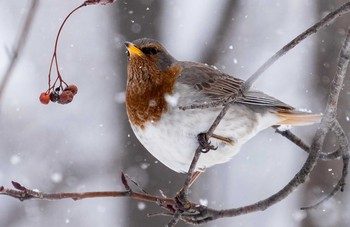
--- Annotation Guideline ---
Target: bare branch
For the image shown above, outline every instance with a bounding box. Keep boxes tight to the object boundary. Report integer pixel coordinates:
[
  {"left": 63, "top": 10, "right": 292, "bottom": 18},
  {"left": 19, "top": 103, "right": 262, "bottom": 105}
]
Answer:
[
  {"left": 0, "top": 0, "right": 38, "bottom": 100},
  {"left": 180, "top": 2, "right": 350, "bottom": 112},
  {"left": 173, "top": 22, "right": 350, "bottom": 225},
  {"left": 301, "top": 120, "right": 350, "bottom": 210},
  {"left": 173, "top": 4, "right": 350, "bottom": 225},
  {"left": 2, "top": 2, "right": 349, "bottom": 227},
  {"left": 215, "top": 25, "right": 350, "bottom": 219},
  {"left": 0, "top": 181, "right": 177, "bottom": 207},
  {"left": 274, "top": 127, "right": 343, "bottom": 160},
  {"left": 273, "top": 126, "right": 310, "bottom": 151},
  {"left": 243, "top": 2, "right": 350, "bottom": 92}
]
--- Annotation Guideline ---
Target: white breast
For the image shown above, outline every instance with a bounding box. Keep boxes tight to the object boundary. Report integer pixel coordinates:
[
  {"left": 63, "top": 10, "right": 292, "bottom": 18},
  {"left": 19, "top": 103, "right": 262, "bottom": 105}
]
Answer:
[{"left": 130, "top": 104, "right": 282, "bottom": 173}]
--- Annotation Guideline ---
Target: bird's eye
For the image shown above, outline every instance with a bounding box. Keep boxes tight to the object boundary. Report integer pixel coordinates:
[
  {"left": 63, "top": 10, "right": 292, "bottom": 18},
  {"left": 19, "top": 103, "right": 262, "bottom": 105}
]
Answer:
[{"left": 141, "top": 47, "right": 159, "bottom": 55}]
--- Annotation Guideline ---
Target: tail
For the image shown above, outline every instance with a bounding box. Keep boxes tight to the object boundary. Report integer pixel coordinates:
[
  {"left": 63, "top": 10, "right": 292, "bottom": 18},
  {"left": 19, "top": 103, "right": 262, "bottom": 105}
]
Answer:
[{"left": 275, "top": 111, "right": 322, "bottom": 126}]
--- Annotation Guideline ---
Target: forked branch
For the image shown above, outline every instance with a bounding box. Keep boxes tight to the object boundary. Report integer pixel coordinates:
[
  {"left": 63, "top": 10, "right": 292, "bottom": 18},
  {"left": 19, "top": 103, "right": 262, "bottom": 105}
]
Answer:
[{"left": 1, "top": 2, "right": 350, "bottom": 227}]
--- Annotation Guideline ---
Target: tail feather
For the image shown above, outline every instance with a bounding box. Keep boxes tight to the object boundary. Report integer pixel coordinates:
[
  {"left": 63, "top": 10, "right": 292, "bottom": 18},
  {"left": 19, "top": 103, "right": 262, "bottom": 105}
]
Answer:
[{"left": 276, "top": 111, "right": 322, "bottom": 126}]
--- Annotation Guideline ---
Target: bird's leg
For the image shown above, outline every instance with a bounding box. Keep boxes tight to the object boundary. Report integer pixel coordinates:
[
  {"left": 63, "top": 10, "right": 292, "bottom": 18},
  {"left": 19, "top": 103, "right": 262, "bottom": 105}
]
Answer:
[
  {"left": 188, "top": 170, "right": 203, "bottom": 187},
  {"left": 197, "top": 132, "right": 217, "bottom": 153},
  {"left": 211, "top": 134, "right": 234, "bottom": 145}
]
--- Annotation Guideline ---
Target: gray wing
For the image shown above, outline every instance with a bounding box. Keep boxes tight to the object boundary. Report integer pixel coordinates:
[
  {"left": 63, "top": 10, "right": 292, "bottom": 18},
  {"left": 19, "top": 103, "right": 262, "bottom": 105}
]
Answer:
[{"left": 176, "top": 61, "right": 293, "bottom": 110}]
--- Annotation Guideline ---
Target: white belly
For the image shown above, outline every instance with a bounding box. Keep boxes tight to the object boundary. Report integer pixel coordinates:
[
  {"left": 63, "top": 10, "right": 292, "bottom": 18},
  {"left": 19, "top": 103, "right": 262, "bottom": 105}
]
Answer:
[{"left": 130, "top": 104, "right": 282, "bottom": 173}]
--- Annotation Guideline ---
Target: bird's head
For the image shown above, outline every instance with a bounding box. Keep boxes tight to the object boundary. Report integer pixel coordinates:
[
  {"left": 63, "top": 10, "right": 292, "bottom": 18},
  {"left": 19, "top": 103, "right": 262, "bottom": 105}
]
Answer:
[
  {"left": 124, "top": 38, "right": 181, "bottom": 128},
  {"left": 125, "top": 38, "right": 176, "bottom": 77}
]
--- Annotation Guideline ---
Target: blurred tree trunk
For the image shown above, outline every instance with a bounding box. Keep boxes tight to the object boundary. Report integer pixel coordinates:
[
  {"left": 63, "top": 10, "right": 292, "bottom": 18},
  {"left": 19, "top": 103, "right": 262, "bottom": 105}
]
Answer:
[
  {"left": 302, "top": 1, "right": 350, "bottom": 226},
  {"left": 114, "top": 1, "right": 189, "bottom": 226},
  {"left": 199, "top": 1, "right": 238, "bottom": 65}
]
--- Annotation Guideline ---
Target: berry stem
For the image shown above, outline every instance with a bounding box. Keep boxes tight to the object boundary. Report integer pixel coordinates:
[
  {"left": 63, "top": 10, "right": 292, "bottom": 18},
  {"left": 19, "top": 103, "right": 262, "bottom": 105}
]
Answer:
[{"left": 47, "top": 3, "right": 87, "bottom": 90}]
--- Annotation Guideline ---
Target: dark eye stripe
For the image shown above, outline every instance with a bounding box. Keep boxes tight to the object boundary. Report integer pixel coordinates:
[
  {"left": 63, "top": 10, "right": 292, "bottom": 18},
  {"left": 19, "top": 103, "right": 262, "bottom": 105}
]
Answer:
[{"left": 141, "top": 47, "right": 159, "bottom": 55}]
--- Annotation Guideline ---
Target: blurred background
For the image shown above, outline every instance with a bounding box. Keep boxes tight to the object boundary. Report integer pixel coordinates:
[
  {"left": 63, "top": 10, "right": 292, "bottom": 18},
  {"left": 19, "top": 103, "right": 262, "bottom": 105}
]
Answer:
[{"left": 1, "top": 0, "right": 350, "bottom": 226}]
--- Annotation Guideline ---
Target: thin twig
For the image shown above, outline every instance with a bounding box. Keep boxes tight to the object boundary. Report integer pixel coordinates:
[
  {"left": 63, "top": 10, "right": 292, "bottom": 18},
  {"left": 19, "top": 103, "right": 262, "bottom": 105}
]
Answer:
[
  {"left": 176, "top": 22, "right": 350, "bottom": 225},
  {"left": 274, "top": 127, "right": 343, "bottom": 160},
  {"left": 174, "top": 3, "right": 350, "bottom": 225},
  {"left": 179, "top": 2, "right": 350, "bottom": 111},
  {"left": 242, "top": 2, "right": 350, "bottom": 92},
  {"left": 179, "top": 100, "right": 227, "bottom": 111},
  {"left": 0, "top": 181, "right": 176, "bottom": 206},
  {"left": 301, "top": 120, "right": 350, "bottom": 209},
  {"left": 195, "top": 25, "right": 350, "bottom": 222},
  {"left": 300, "top": 27, "right": 350, "bottom": 208},
  {"left": 273, "top": 127, "right": 310, "bottom": 151},
  {"left": 1, "top": 2, "right": 349, "bottom": 227},
  {"left": 166, "top": 210, "right": 182, "bottom": 227},
  {"left": 0, "top": 0, "right": 38, "bottom": 101},
  {"left": 179, "top": 102, "right": 237, "bottom": 197},
  {"left": 171, "top": 96, "right": 239, "bottom": 225}
]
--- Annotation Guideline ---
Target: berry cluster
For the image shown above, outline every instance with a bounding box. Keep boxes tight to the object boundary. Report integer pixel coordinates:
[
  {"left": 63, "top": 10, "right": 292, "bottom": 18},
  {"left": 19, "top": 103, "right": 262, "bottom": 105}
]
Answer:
[
  {"left": 38, "top": 0, "right": 115, "bottom": 106},
  {"left": 39, "top": 84, "right": 78, "bottom": 105}
]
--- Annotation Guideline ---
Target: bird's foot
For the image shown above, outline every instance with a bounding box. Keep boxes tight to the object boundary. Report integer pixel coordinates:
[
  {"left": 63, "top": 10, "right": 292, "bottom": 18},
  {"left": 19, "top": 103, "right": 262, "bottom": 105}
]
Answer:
[
  {"left": 175, "top": 188, "right": 191, "bottom": 212},
  {"left": 197, "top": 133, "right": 217, "bottom": 153}
]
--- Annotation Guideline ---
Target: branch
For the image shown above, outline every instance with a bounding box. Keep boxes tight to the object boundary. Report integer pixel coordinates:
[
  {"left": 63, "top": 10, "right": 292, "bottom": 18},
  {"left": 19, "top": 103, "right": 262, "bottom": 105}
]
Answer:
[
  {"left": 1, "top": 178, "right": 176, "bottom": 208},
  {"left": 168, "top": 101, "right": 238, "bottom": 226},
  {"left": 274, "top": 127, "right": 343, "bottom": 160},
  {"left": 301, "top": 120, "right": 350, "bottom": 209},
  {"left": 0, "top": 0, "right": 38, "bottom": 101},
  {"left": 172, "top": 4, "right": 350, "bottom": 225},
  {"left": 301, "top": 26, "right": 350, "bottom": 208},
  {"left": 180, "top": 2, "right": 350, "bottom": 112},
  {"left": 242, "top": 2, "right": 350, "bottom": 92},
  {"left": 176, "top": 26, "right": 350, "bottom": 225},
  {"left": 2, "top": 2, "right": 349, "bottom": 227}
]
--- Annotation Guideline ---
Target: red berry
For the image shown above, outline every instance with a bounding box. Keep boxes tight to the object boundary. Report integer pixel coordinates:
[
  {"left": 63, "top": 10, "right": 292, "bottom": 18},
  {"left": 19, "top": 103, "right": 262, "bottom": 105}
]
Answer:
[
  {"left": 58, "top": 90, "right": 74, "bottom": 104},
  {"left": 65, "top": 84, "right": 78, "bottom": 95},
  {"left": 39, "top": 92, "right": 50, "bottom": 105}
]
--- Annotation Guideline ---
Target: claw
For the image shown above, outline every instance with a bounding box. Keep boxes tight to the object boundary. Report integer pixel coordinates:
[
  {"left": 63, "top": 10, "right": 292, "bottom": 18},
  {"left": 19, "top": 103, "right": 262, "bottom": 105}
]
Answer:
[{"left": 197, "top": 133, "right": 217, "bottom": 153}]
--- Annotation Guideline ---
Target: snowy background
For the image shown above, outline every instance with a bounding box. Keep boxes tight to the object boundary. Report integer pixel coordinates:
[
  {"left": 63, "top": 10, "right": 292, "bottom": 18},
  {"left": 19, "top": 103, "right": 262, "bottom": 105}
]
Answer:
[{"left": 1, "top": 0, "right": 350, "bottom": 226}]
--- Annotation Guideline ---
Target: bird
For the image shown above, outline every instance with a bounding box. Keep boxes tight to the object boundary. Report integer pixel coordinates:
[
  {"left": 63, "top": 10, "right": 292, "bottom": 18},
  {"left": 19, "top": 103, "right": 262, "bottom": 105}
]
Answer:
[{"left": 124, "top": 37, "right": 321, "bottom": 175}]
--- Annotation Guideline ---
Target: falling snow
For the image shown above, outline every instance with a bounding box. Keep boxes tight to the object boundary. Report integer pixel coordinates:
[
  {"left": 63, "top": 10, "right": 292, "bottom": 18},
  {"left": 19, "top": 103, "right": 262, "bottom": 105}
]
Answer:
[
  {"left": 277, "top": 125, "right": 292, "bottom": 131},
  {"left": 137, "top": 202, "right": 146, "bottom": 210},
  {"left": 1, "top": 1, "right": 346, "bottom": 227},
  {"left": 51, "top": 172, "right": 63, "bottom": 183},
  {"left": 165, "top": 93, "right": 180, "bottom": 107},
  {"left": 297, "top": 108, "right": 312, "bottom": 113},
  {"left": 10, "top": 155, "right": 21, "bottom": 165},
  {"left": 199, "top": 198, "right": 208, "bottom": 206},
  {"left": 140, "top": 162, "right": 150, "bottom": 170}
]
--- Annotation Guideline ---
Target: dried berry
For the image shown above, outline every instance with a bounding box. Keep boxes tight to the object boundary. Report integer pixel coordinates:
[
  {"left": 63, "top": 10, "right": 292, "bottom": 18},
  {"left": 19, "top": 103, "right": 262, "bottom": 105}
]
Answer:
[
  {"left": 58, "top": 90, "right": 74, "bottom": 104},
  {"left": 50, "top": 92, "right": 60, "bottom": 102},
  {"left": 65, "top": 84, "right": 78, "bottom": 95},
  {"left": 39, "top": 92, "right": 50, "bottom": 104}
]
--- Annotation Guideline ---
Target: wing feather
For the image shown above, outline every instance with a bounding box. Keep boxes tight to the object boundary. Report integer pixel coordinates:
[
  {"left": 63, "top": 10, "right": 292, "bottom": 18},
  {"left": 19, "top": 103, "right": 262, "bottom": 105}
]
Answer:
[{"left": 176, "top": 61, "right": 293, "bottom": 111}]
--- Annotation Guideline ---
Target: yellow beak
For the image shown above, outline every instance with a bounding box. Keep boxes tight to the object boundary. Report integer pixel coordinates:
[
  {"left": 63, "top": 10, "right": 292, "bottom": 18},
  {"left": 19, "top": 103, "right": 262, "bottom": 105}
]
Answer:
[{"left": 125, "top": 41, "right": 144, "bottom": 57}]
